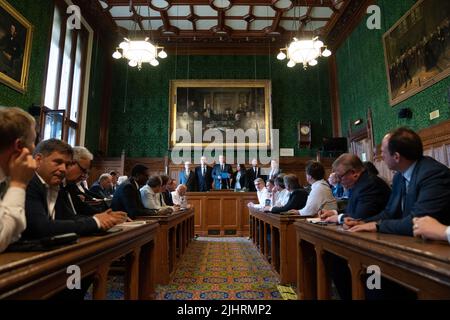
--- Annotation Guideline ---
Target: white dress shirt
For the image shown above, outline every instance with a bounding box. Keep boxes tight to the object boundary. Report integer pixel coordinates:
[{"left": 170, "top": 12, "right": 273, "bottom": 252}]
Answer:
[
  {"left": 171, "top": 191, "right": 188, "bottom": 208},
  {"left": 0, "top": 167, "right": 26, "bottom": 252},
  {"left": 140, "top": 185, "right": 164, "bottom": 210},
  {"left": 253, "top": 187, "right": 268, "bottom": 209},
  {"left": 298, "top": 179, "right": 337, "bottom": 216},
  {"left": 36, "top": 173, "right": 59, "bottom": 220},
  {"left": 273, "top": 188, "right": 290, "bottom": 207}
]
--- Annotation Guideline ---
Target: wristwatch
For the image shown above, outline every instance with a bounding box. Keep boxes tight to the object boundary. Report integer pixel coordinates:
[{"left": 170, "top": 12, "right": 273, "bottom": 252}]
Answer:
[{"left": 375, "top": 220, "right": 382, "bottom": 232}]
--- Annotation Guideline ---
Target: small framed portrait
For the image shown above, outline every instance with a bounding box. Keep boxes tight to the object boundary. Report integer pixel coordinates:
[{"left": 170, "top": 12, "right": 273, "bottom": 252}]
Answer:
[{"left": 0, "top": 0, "right": 33, "bottom": 93}]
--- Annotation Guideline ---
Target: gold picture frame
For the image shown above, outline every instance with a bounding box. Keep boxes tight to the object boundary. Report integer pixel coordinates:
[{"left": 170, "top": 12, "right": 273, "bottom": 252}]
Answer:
[
  {"left": 169, "top": 79, "right": 272, "bottom": 149},
  {"left": 0, "top": 0, "right": 33, "bottom": 93},
  {"left": 383, "top": 0, "right": 450, "bottom": 106}
]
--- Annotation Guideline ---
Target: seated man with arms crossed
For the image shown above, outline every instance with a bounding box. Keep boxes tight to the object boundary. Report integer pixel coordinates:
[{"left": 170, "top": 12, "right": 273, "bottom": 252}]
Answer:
[
  {"left": 23, "top": 139, "right": 127, "bottom": 239},
  {"left": 0, "top": 107, "right": 37, "bottom": 252},
  {"left": 268, "top": 174, "right": 308, "bottom": 213}
]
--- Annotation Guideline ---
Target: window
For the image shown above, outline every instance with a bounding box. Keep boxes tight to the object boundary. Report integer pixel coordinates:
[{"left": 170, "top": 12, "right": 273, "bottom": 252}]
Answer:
[{"left": 42, "top": 0, "right": 90, "bottom": 146}]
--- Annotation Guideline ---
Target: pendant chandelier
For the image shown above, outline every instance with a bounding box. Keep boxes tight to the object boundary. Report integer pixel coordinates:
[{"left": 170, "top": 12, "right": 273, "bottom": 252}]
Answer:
[
  {"left": 277, "top": 36, "right": 331, "bottom": 69},
  {"left": 112, "top": 1, "right": 167, "bottom": 70}
]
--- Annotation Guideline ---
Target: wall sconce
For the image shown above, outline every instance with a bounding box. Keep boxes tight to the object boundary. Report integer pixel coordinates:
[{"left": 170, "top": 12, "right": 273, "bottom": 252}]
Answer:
[{"left": 354, "top": 119, "right": 363, "bottom": 126}]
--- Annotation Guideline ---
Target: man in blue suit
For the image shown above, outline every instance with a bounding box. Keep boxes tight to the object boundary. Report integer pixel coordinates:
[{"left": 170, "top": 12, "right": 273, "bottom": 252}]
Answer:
[
  {"left": 195, "top": 156, "right": 212, "bottom": 192},
  {"left": 348, "top": 127, "right": 450, "bottom": 236},
  {"left": 211, "top": 155, "right": 233, "bottom": 190},
  {"left": 179, "top": 161, "right": 196, "bottom": 191}
]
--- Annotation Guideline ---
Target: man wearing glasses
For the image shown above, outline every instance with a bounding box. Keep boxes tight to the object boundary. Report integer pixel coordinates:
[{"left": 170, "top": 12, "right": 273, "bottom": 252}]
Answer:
[{"left": 320, "top": 153, "right": 391, "bottom": 224}]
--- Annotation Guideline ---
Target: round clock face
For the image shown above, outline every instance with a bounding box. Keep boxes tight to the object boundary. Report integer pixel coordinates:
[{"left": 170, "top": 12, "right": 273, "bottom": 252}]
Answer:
[{"left": 300, "top": 125, "right": 310, "bottom": 135}]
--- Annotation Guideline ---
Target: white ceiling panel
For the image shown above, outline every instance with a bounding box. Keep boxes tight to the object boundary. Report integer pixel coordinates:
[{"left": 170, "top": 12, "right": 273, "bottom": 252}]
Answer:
[
  {"left": 226, "top": 5, "right": 250, "bottom": 16},
  {"left": 171, "top": 19, "right": 194, "bottom": 30},
  {"left": 168, "top": 5, "right": 191, "bottom": 16},
  {"left": 196, "top": 20, "right": 217, "bottom": 30},
  {"left": 115, "top": 20, "right": 138, "bottom": 30},
  {"left": 250, "top": 20, "right": 272, "bottom": 31},
  {"left": 306, "top": 20, "right": 328, "bottom": 30},
  {"left": 253, "top": 6, "right": 276, "bottom": 17},
  {"left": 109, "top": 6, "right": 133, "bottom": 18},
  {"left": 280, "top": 20, "right": 301, "bottom": 31},
  {"left": 284, "top": 6, "right": 308, "bottom": 17},
  {"left": 134, "top": 6, "right": 160, "bottom": 17},
  {"left": 142, "top": 19, "right": 164, "bottom": 30},
  {"left": 194, "top": 5, "right": 217, "bottom": 16},
  {"left": 311, "top": 7, "right": 334, "bottom": 18},
  {"left": 226, "top": 20, "right": 247, "bottom": 30}
]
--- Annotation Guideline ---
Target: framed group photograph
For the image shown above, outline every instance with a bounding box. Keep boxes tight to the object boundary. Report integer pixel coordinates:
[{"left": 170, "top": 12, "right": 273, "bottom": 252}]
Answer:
[
  {"left": 169, "top": 79, "right": 272, "bottom": 148},
  {"left": 383, "top": 0, "right": 450, "bottom": 106},
  {"left": 0, "top": 0, "right": 33, "bottom": 93}
]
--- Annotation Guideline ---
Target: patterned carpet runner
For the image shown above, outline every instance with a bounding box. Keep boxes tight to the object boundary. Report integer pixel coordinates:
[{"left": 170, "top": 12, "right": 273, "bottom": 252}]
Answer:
[{"left": 155, "top": 237, "right": 282, "bottom": 300}]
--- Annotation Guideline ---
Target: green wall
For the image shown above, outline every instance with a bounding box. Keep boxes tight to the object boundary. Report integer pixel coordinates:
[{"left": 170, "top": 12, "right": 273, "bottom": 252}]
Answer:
[
  {"left": 108, "top": 55, "right": 332, "bottom": 158},
  {"left": 0, "top": 0, "right": 52, "bottom": 109},
  {"left": 336, "top": 0, "right": 450, "bottom": 144}
]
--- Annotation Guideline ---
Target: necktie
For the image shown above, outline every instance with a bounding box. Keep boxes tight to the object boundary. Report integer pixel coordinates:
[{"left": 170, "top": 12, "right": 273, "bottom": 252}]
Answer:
[
  {"left": 221, "top": 164, "right": 224, "bottom": 171},
  {"left": 401, "top": 176, "right": 407, "bottom": 213},
  {"left": 202, "top": 166, "right": 205, "bottom": 176},
  {"left": 0, "top": 180, "right": 8, "bottom": 200}
]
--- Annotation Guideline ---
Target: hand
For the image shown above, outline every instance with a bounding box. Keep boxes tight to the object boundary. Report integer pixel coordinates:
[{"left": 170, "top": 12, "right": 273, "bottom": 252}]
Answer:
[
  {"left": 9, "top": 147, "right": 37, "bottom": 189},
  {"left": 319, "top": 209, "right": 337, "bottom": 220},
  {"left": 95, "top": 210, "right": 127, "bottom": 230},
  {"left": 324, "top": 214, "right": 339, "bottom": 223},
  {"left": 343, "top": 217, "right": 364, "bottom": 228},
  {"left": 348, "top": 222, "right": 377, "bottom": 233},
  {"left": 288, "top": 209, "right": 298, "bottom": 214},
  {"left": 247, "top": 202, "right": 255, "bottom": 208},
  {"left": 413, "top": 216, "right": 447, "bottom": 241}
]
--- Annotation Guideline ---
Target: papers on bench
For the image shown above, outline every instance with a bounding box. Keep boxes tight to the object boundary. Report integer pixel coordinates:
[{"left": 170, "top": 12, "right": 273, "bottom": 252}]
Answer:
[{"left": 116, "top": 221, "right": 148, "bottom": 228}]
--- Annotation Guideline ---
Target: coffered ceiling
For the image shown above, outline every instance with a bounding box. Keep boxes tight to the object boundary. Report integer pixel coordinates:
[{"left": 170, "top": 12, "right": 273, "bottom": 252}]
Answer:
[{"left": 93, "top": 0, "right": 354, "bottom": 54}]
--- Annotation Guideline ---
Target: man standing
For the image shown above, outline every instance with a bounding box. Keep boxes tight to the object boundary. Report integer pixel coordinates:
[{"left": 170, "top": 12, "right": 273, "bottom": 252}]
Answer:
[
  {"left": 246, "top": 158, "right": 262, "bottom": 192},
  {"left": 212, "top": 155, "right": 233, "bottom": 190},
  {"left": 195, "top": 156, "right": 212, "bottom": 192},
  {"left": 0, "top": 107, "right": 37, "bottom": 252},
  {"left": 179, "top": 161, "right": 196, "bottom": 191}
]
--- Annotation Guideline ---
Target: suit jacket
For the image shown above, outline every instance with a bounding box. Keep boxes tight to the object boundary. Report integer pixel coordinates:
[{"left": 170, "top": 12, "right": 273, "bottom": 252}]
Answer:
[
  {"left": 212, "top": 163, "right": 233, "bottom": 189},
  {"left": 162, "top": 189, "right": 174, "bottom": 206},
  {"left": 65, "top": 182, "right": 104, "bottom": 216},
  {"left": 365, "top": 156, "right": 450, "bottom": 235},
  {"left": 267, "top": 169, "right": 281, "bottom": 181},
  {"left": 231, "top": 171, "right": 247, "bottom": 190},
  {"left": 195, "top": 165, "right": 213, "bottom": 192},
  {"left": 111, "top": 178, "right": 154, "bottom": 218},
  {"left": 89, "top": 182, "right": 111, "bottom": 199},
  {"left": 341, "top": 170, "right": 391, "bottom": 220},
  {"left": 271, "top": 189, "right": 308, "bottom": 213},
  {"left": 179, "top": 170, "right": 197, "bottom": 191},
  {"left": 23, "top": 174, "right": 98, "bottom": 239},
  {"left": 246, "top": 167, "right": 263, "bottom": 191}
]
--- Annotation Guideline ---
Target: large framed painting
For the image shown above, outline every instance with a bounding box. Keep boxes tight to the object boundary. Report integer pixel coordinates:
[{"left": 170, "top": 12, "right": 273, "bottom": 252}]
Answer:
[
  {"left": 169, "top": 80, "right": 272, "bottom": 149},
  {"left": 0, "top": 0, "right": 33, "bottom": 93},
  {"left": 383, "top": 0, "right": 450, "bottom": 106}
]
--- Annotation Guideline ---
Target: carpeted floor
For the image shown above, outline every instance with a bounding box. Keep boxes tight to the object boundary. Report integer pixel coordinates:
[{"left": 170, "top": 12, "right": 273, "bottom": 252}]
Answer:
[{"left": 155, "top": 237, "right": 282, "bottom": 300}]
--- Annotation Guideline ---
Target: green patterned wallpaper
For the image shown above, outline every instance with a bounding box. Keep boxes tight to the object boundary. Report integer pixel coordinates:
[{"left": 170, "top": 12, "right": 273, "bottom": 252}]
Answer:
[
  {"left": 0, "top": 0, "right": 52, "bottom": 109},
  {"left": 108, "top": 55, "right": 332, "bottom": 158},
  {"left": 336, "top": 0, "right": 450, "bottom": 144}
]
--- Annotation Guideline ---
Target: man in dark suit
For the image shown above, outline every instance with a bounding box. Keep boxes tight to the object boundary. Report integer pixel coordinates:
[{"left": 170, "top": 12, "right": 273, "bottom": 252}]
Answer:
[
  {"left": 179, "top": 161, "right": 196, "bottom": 191},
  {"left": 269, "top": 174, "right": 308, "bottom": 213},
  {"left": 318, "top": 153, "right": 392, "bottom": 300},
  {"left": 195, "top": 156, "right": 212, "bottom": 192},
  {"left": 111, "top": 164, "right": 154, "bottom": 218},
  {"left": 347, "top": 127, "right": 450, "bottom": 235},
  {"left": 320, "top": 153, "right": 391, "bottom": 224},
  {"left": 246, "top": 158, "right": 263, "bottom": 191},
  {"left": 63, "top": 146, "right": 109, "bottom": 216},
  {"left": 212, "top": 155, "right": 233, "bottom": 190},
  {"left": 23, "top": 139, "right": 127, "bottom": 239},
  {"left": 89, "top": 173, "right": 113, "bottom": 199}
]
